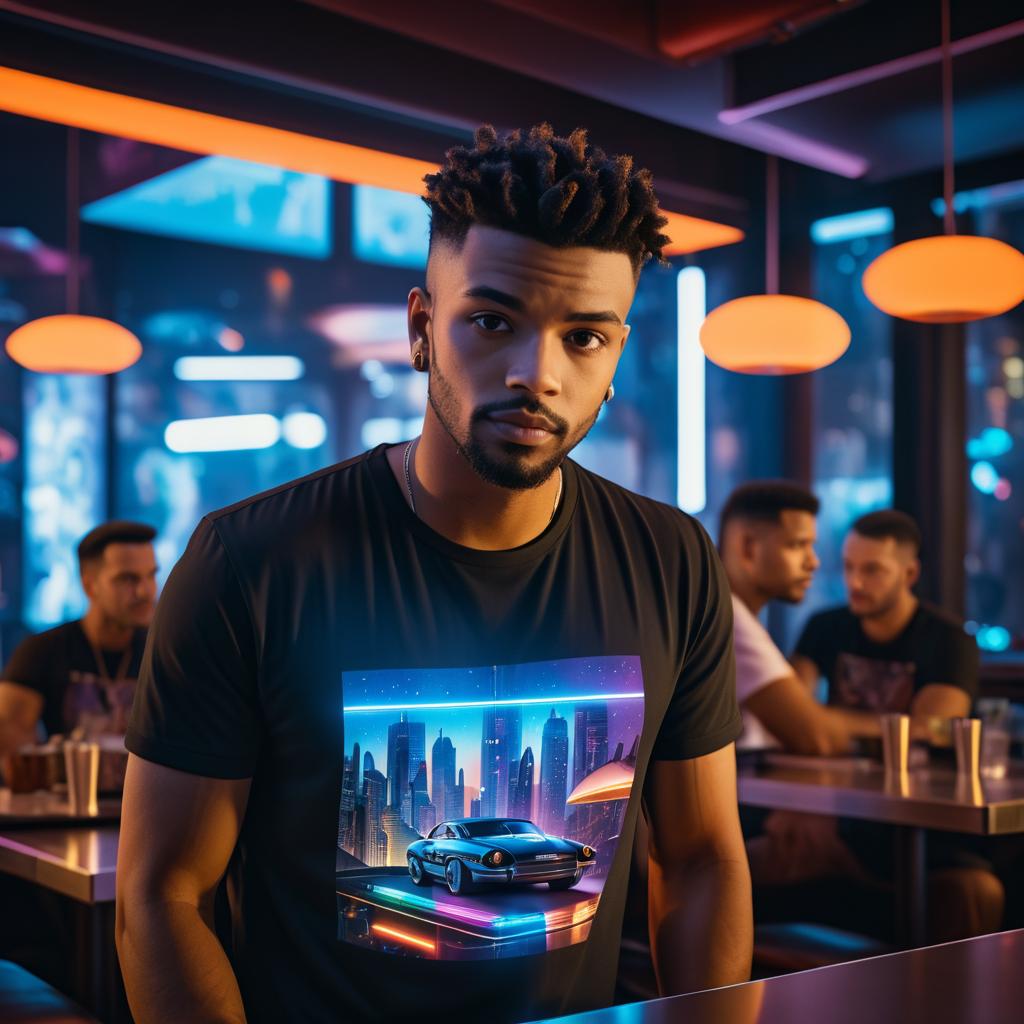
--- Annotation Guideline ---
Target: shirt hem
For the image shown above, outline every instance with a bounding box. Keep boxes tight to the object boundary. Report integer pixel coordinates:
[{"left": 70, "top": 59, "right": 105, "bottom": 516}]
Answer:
[
  {"left": 124, "top": 731, "right": 255, "bottom": 780},
  {"left": 651, "top": 716, "right": 743, "bottom": 761}
]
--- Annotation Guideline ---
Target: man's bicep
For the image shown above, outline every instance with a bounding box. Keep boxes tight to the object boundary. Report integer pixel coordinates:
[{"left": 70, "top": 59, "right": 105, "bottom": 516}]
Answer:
[
  {"left": 644, "top": 745, "right": 743, "bottom": 867},
  {"left": 117, "top": 754, "right": 250, "bottom": 908}
]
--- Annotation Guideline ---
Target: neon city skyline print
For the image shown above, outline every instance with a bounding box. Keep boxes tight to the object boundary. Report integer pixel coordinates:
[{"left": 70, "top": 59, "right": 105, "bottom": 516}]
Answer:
[{"left": 336, "top": 655, "right": 645, "bottom": 961}]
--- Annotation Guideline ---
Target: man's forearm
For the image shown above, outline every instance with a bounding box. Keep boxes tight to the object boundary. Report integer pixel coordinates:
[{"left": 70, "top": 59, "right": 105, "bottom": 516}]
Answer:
[
  {"left": 117, "top": 898, "right": 246, "bottom": 1024},
  {"left": 648, "top": 855, "right": 753, "bottom": 995}
]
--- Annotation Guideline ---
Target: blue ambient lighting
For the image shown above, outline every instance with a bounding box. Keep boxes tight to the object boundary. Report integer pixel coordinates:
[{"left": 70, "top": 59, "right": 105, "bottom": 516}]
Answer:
[
  {"left": 81, "top": 156, "right": 331, "bottom": 258},
  {"left": 164, "top": 413, "right": 281, "bottom": 453},
  {"left": 976, "top": 626, "right": 1012, "bottom": 653},
  {"left": 931, "top": 179, "right": 1024, "bottom": 218},
  {"left": 281, "top": 412, "right": 327, "bottom": 449},
  {"left": 344, "top": 692, "right": 643, "bottom": 713},
  {"left": 970, "top": 461, "right": 999, "bottom": 494},
  {"left": 677, "top": 267, "right": 706, "bottom": 515},
  {"left": 966, "top": 427, "right": 1013, "bottom": 461},
  {"left": 810, "top": 207, "right": 894, "bottom": 245},
  {"left": 173, "top": 356, "right": 305, "bottom": 381},
  {"left": 352, "top": 184, "right": 430, "bottom": 269}
]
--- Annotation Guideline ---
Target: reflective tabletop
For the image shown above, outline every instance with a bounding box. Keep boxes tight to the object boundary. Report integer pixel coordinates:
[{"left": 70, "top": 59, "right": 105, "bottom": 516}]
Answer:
[
  {"left": 0, "top": 787, "right": 121, "bottom": 826},
  {"left": 0, "top": 826, "right": 118, "bottom": 903},
  {"left": 738, "top": 754, "right": 1024, "bottom": 834},
  {"left": 535, "top": 929, "right": 1024, "bottom": 1024}
]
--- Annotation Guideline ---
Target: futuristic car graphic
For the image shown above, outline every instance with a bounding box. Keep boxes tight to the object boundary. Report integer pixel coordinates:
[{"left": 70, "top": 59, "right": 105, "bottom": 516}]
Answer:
[{"left": 406, "top": 818, "right": 597, "bottom": 896}]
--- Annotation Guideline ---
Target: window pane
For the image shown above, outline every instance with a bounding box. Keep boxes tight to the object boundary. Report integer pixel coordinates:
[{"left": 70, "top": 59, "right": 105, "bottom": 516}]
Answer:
[{"left": 965, "top": 191, "right": 1024, "bottom": 658}]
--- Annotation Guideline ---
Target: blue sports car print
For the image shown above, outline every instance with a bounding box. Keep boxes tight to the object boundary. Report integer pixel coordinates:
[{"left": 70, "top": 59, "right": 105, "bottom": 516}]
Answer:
[{"left": 406, "top": 818, "right": 597, "bottom": 896}]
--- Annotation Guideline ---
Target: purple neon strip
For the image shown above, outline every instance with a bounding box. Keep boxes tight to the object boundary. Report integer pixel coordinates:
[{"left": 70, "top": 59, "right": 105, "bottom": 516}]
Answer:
[{"left": 719, "top": 19, "right": 1024, "bottom": 126}]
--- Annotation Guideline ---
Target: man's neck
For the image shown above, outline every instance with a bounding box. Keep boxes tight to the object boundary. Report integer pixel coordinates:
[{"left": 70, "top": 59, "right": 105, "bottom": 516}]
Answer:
[
  {"left": 858, "top": 593, "right": 919, "bottom": 644},
  {"left": 386, "top": 416, "right": 564, "bottom": 551},
  {"left": 80, "top": 607, "right": 133, "bottom": 651},
  {"left": 727, "top": 576, "right": 768, "bottom": 617}
]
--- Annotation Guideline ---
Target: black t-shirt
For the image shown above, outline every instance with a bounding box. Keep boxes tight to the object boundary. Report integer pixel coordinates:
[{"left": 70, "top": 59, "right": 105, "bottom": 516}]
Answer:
[
  {"left": 2, "top": 620, "right": 147, "bottom": 738},
  {"left": 126, "top": 444, "right": 740, "bottom": 1024},
  {"left": 794, "top": 603, "right": 978, "bottom": 712}
]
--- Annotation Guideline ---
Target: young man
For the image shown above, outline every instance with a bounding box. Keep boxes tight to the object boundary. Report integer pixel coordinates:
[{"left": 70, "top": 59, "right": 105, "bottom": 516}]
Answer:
[
  {"left": 792, "top": 510, "right": 978, "bottom": 728},
  {"left": 0, "top": 520, "right": 157, "bottom": 756},
  {"left": 117, "top": 125, "right": 751, "bottom": 1024},
  {"left": 719, "top": 481, "right": 853, "bottom": 756}
]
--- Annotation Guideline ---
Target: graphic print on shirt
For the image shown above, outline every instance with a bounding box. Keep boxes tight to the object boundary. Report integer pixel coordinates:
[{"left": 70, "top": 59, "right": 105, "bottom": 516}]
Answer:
[
  {"left": 834, "top": 653, "right": 915, "bottom": 712},
  {"left": 336, "top": 655, "right": 644, "bottom": 961}
]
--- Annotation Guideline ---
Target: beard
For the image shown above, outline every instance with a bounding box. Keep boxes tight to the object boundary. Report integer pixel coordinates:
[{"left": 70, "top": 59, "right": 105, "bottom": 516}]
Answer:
[
  {"left": 427, "top": 357, "right": 602, "bottom": 490},
  {"left": 850, "top": 584, "right": 903, "bottom": 620}
]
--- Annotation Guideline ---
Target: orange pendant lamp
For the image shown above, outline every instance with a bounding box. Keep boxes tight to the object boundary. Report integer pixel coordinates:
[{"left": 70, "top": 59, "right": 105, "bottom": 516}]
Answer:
[
  {"left": 5, "top": 128, "right": 142, "bottom": 374},
  {"left": 700, "top": 155, "right": 850, "bottom": 374},
  {"left": 863, "top": 0, "right": 1024, "bottom": 323}
]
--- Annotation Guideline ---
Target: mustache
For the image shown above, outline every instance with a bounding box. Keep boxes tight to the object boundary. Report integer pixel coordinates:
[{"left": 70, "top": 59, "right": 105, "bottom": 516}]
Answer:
[{"left": 470, "top": 398, "right": 570, "bottom": 437}]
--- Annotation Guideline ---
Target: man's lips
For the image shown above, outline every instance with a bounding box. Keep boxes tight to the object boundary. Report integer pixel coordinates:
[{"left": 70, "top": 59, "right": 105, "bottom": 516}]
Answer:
[
  {"left": 487, "top": 411, "right": 558, "bottom": 432},
  {"left": 485, "top": 411, "right": 560, "bottom": 446}
]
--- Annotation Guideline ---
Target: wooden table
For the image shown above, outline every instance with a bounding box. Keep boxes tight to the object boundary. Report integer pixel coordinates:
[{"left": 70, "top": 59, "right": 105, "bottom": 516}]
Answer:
[
  {"left": 0, "top": 826, "right": 121, "bottom": 1021},
  {"left": 737, "top": 755, "right": 1024, "bottom": 945},
  {"left": 533, "top": 928, "right": 1024, "bottom": 1024}
]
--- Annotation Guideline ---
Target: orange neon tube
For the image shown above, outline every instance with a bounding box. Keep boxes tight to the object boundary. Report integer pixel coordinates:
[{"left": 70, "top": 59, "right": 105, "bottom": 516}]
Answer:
[
  {"left": 371, "top": 923, "right": 436, "bottom": 953},
  {"left": 0, "top": 65, "right": 743, "bottom": 254}
]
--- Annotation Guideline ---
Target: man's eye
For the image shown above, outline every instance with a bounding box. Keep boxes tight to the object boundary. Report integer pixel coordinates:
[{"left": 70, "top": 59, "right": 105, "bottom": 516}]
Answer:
[
  {"left": 470, "top": 313, "right": 511, "bottom": 333},
  {"left": 567, "top": 330, "right": 606, "bottom": 352}
]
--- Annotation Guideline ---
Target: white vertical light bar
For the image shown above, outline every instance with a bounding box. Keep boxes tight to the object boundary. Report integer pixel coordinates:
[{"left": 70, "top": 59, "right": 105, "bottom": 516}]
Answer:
[{"left": 677, "top": 267, "right": 707, "bottom": 514}]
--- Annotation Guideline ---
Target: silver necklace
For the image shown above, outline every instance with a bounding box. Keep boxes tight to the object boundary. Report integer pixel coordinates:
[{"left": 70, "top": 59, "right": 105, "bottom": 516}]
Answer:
[{"left": 403, "top": 439, "right": 563, "bottom": 523}]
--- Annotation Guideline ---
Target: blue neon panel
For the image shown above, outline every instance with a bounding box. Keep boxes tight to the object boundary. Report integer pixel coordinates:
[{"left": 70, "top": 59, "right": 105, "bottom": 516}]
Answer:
[
  {"left": 81, "top": 156, "right": 331, "bottom": 258},
  {"left": 352, "top": 185, "right": 430, "bottom": 269}
]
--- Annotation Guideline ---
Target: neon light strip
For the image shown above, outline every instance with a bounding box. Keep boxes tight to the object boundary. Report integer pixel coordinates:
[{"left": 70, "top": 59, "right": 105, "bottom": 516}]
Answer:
[
  {"left": 676, "top": 267, "right": 706, "bottom": 515},
  {"left": 173, "top": 356, "right": 305, "bottom": 381},
  {"left": 371, "top": 923, "right": 436, "bottom": 953},
  {"left": 342, "top": 891, "right": 554, "bottom": 943},
  {"left": 164, "top": 413, "right": 281, "bottom": 453},
  {"left": 344, "top": 691, "right": 643, "bottom": 713},
  {"left": 810, "top": 207, "right": 893, "bottom": 244},
  {"left": 0, "top": 67, "right": 743, "bottom": 254},
  {"left": 371, "top": 885, "right": 549, "bottom": 930}
]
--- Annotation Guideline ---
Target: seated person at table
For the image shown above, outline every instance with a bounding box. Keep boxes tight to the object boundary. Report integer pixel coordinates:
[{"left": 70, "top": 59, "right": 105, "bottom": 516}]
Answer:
[
  {"left": 0, "top": 520, "right": 157, "bottom": 758},
  {"left": 719, "top": 481, "right": 879, "bottom": 756},
  {"left": 745, "top": 507, "right": 1000, "bottom": 942},
  {"left": 792, "top": 509, "right": 977, "bottom": 732}
]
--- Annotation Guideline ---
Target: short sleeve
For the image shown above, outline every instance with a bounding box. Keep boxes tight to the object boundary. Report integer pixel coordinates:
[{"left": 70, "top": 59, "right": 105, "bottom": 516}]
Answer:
[
  {"left": 1, "top": 632, "right": 53, "bottom": 699},
  {"left": 920, "top": 622, "right": 979, "bottom": 700},
  {"left": 125, "top": 517, "right": 262, "bottom": 778},
  {"left": 651, "top": 518, "right": 742, "bottom": 761},
  {"left": 793, "top": 613, "right": 829, "bottom": 673},
  {"left": 731, "top": 597, "right": 793, "bottom": 705}
]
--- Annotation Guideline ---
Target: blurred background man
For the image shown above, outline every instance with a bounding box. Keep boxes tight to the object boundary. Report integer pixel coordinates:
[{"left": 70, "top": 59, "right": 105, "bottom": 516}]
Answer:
[
  {"left": 0, "top": 520, "right": 157, "bottom": 757},
  {"left": 792, "top": 509, "right": 977, "bottom": 730},
  {"left": 723, "top": 496, "right": 1001, "bottom": 943}
]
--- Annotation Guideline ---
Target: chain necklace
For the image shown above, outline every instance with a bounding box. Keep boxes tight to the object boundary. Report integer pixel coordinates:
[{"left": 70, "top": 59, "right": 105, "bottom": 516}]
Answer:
[{"left": 403, "top": 439, "right": 562, "bottom": 524}]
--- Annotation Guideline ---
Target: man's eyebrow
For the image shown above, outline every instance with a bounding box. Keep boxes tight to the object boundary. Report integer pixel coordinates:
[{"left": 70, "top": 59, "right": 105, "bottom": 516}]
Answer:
[
  {"left": 565, "top": 310, "right": 623, "bottom": 325},
  {"left": 463, "top": 287, "right": 623, "bottom": 326},
  {"left": 463, "top": 286, "right": 525, "bottom": 312}
]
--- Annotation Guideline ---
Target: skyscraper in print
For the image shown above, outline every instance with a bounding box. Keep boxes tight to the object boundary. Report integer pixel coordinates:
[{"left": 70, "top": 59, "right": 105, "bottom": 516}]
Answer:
[{"left": 539, "top": 709, "right": 569, "bottom": 836}]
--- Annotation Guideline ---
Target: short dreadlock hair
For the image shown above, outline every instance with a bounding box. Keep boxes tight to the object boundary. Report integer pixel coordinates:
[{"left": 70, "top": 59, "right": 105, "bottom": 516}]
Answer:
[{"left": 423, "top": 124, "right": 670, "bottom": 274}]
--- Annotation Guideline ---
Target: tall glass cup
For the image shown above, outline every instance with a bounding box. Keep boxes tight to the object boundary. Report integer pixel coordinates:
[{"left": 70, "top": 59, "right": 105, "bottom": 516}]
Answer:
[{"left": 63, "top": 742, "right": 100, "bottom": 816}]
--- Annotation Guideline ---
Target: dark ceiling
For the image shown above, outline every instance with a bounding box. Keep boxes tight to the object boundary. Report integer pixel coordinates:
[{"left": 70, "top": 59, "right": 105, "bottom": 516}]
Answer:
[
  {"left": 307, "top": 0, "right": 1024, "bottom": 182},
  {"left": 1, "top": 0, "right": 1022, "bottom": 209}
]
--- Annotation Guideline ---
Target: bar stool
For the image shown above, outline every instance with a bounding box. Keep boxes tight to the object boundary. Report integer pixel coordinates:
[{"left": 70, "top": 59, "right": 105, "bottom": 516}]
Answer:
[{"left": 0, "top": 960, "right": 99, "bottom": 1023}]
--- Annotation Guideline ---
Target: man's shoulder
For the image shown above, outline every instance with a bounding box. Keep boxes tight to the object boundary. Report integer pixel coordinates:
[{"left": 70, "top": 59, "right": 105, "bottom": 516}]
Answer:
[
  {"left": 207, "top": 448, "right": 377, "bottom": 529},
  {"left": 2, "top": 621, "right": 76, "bottom": 679},
  {"left": 572, "top": 460, "right": 708, "bottom": 550},
  {"left": 917, "top": 602, "right": 971, "bottom": 641}
]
